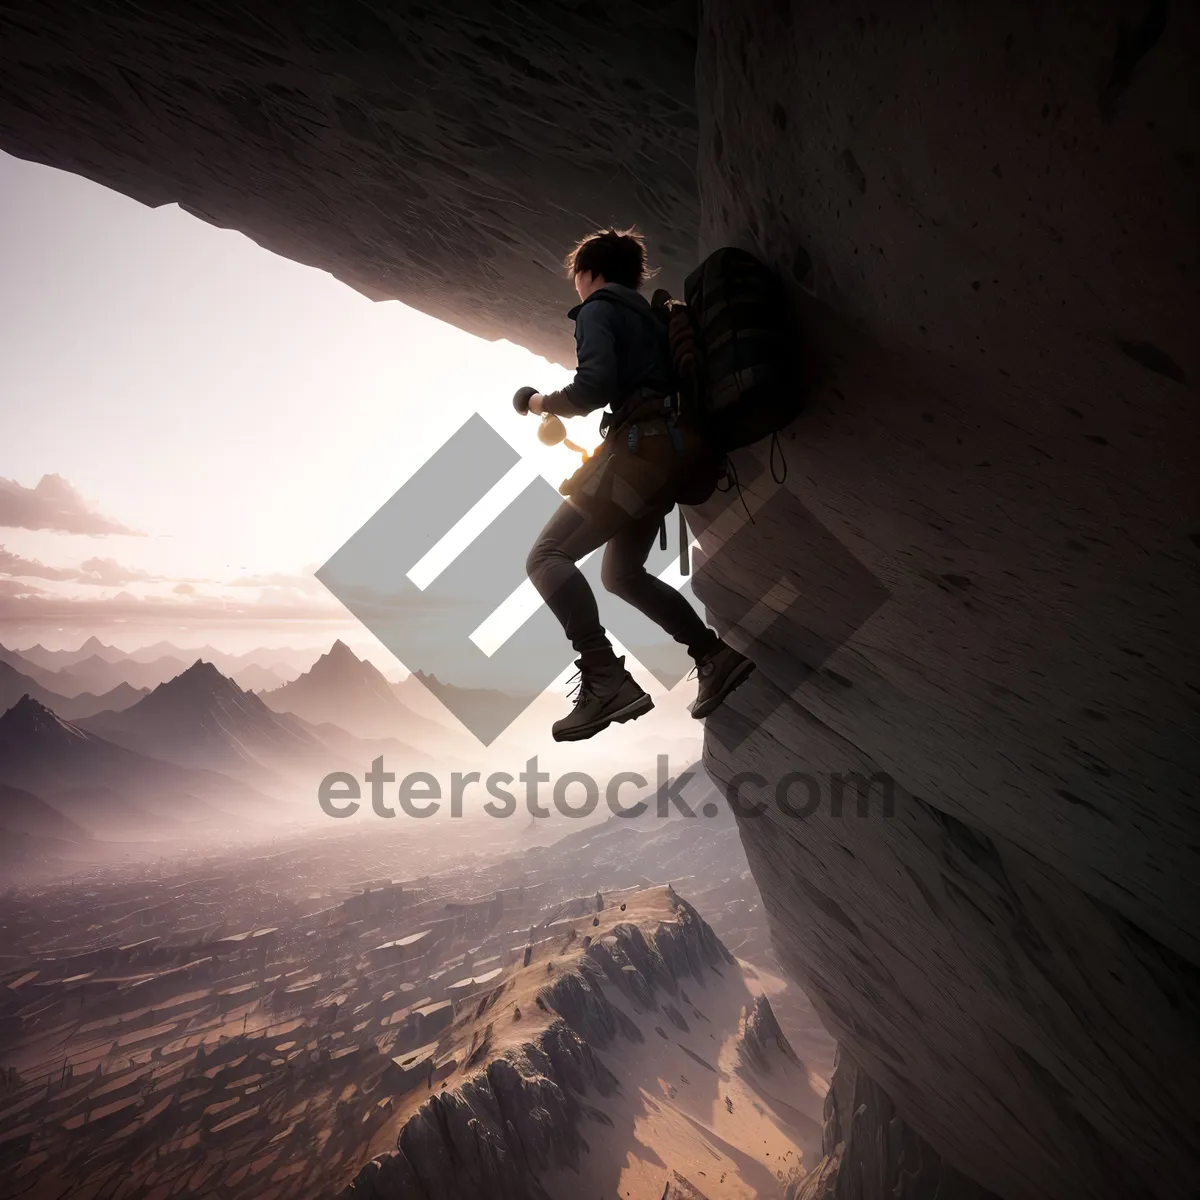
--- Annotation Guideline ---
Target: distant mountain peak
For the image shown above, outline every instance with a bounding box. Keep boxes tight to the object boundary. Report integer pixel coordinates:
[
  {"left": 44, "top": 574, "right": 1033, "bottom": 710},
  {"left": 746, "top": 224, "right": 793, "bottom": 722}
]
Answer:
[
  {"left": 310, "top": 640, "right": 382, "bottom": 682},
  {"left": 156, "top": 658, "right": 241, "bottom": 697},
  {"left": 260, "top": 638, "right": 438, "bottom": 741},
  {"left": 185, "top": 657, "right": 224, "bottom": 676},
  {"left": 5, "top": 693, "right": 41, "bottom": 718},
  {"left": 0, "top": 694, "right": 86, "bottom": 741}
]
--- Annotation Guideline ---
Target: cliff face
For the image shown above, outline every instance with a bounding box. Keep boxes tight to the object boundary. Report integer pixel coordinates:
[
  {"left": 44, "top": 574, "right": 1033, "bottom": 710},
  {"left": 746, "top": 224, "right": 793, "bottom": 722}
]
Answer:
[
  {"left": 794, "top": 1050, "right": 998, "bottom": 1200},
  {"left": 0, "top": 0, "right": 698, "bottom": 363},
  {"left": 2, "top": 5, "right": 1198, "bottom": 1199},
  {"left": 692, "top": 4, "right": 1199, "bottom": 1199}
]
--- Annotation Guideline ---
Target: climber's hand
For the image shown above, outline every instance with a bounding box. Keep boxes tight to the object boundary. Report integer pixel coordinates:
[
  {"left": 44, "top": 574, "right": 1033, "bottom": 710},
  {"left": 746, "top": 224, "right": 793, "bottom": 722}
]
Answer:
[{"left": 513, "top": 386, "right": 538, "bottom": 416}]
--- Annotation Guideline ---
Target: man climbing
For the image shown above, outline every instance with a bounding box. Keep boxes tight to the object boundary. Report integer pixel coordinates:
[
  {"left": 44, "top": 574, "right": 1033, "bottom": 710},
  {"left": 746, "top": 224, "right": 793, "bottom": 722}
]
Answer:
[{"left": 514, "top": 227, "right": 755, "bottom": 742}]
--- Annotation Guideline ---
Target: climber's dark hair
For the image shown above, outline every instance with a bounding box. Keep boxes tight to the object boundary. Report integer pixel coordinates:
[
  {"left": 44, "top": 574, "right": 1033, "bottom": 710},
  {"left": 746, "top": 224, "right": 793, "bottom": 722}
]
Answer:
[{"left": 564, "top": 227, "right": 651, "bottom": 290}]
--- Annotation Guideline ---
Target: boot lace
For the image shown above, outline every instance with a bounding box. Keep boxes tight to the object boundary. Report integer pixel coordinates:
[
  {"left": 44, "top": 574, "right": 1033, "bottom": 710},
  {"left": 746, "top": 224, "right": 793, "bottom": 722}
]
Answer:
[
  {"left": 565, "top": 669, "right": 598, "bottom": 706},
  {"left": 689, "top": 647, "right": 719, "bottom": 681}
]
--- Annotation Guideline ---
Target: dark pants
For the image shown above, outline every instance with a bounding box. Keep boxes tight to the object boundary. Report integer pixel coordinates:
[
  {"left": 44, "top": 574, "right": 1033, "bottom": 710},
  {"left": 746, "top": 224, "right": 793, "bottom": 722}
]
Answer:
[{"left": 526, "top": 420, "right": 720, "bottom": 667}]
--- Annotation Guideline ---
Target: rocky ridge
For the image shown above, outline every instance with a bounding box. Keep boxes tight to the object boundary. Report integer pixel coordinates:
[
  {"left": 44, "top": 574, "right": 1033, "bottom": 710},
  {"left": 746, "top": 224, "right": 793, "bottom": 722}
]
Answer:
[
  {"left": 346, "top": 887, "right": 790, "bottom": 1200},
  {"left": 735, "top": 992, "right": 802, "bottom": 1078}
]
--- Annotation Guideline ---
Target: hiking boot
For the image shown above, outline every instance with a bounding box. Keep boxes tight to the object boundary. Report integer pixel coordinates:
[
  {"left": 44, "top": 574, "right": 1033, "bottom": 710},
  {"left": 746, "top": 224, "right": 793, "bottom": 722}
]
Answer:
[
  {"left": 690, "top": 640, "right": 756, "bottom": 720},
  {"left": 552, "top": 656, "right": 654, "bottom": 742}
]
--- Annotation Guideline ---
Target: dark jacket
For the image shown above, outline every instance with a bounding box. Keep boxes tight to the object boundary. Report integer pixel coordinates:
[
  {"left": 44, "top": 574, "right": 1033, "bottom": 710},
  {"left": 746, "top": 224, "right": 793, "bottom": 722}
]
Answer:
[{"left": 538, "top": 283, "right": 671, "bottom": 428}]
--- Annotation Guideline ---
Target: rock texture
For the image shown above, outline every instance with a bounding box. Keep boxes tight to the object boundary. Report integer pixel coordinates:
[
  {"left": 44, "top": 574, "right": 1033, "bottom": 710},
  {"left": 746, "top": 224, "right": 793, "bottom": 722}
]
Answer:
[
  {"left": 0, "top": 0, "right": 698, "bottom": 363},
  {"left": 345, "top": 893, "right": 735, "bottom": 1199},
  {"left": 692, "top": 4, "right": 1199, "bottom": 1199},
  {"left": 735, "top": 992, "right": 803, "bottom": 1078},
  {"left": 349, "top": 1033, "right": 612, "bottom": 1200},
  {"left": 3, "top": 5, "right": 1198, "bottom": 1199},
  {"left": 793, "top": 1050, "right": 997, "bottom": 1200}
]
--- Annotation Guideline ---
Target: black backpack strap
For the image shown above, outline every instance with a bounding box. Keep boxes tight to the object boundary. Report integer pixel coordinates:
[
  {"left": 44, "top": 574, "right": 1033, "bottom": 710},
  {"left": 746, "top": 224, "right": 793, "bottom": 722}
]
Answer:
[
  {"left": 716, "top": 453, "right": 755, "bottom": 526},
  {"left": 678, "top": 506, "right": 690, "bottom": 577}
]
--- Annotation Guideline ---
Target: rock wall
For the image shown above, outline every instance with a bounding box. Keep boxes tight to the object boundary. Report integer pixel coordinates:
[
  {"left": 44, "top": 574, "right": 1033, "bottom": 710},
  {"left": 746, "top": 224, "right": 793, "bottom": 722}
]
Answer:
[
  {"left": 692, "top": 3, "right": 1198, "bottom": 1199},
  {"left": 0, "top": 0, "right": 698, "bottom": 363},
  {"left": 794, "top": 1050, "right": 998, "bottom": 1200}
]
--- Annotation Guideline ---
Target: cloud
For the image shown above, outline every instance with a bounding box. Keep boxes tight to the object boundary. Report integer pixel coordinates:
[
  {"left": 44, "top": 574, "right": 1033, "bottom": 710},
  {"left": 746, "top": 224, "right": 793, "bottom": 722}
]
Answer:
[
  {"left": 0, "top": 588, "right": 339, "bottom": 625},
  {"left": 0, "top": 548, "right": 329, "bottom": 594},
  {"left": 0, "top": 578, "right": 45, "bottom": 599},
  {"left": 0, "top": 546, "right": 160, "bottom": 586},
  {"left": 0, "top": 474, "right": 140, "bottom": 536},
  {"left": 77, "top": 557, "right": 159, "bottom": 585},
  {"left": 0, "top": 547, "right": 77, "bottom": 581},
  {"left": 0, "top": 580, "right": 456, "bottom": 632},
  {"left": 226, "top": 570, "right": 325, "bottom": 592}
]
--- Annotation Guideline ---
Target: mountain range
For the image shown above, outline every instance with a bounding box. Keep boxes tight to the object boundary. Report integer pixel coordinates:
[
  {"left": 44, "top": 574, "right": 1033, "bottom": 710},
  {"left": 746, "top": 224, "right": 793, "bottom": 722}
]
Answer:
[
  {"left": 3, "top": 638, "right": 293, "bottom": 695},
  {"left": 81, "top": 660, "right": 323, "bottom": 777},
  {"left": 121, "top": 640, "right": 316, "bottom": 677},
  {"left": 12, "top": 634, "right": 120, "bottom": 670},
  {"left": 0, "top": 642, "right": 461, "bottom": 868},
  {"left": 0, "top": 695, "right": 279, "bottom": 841},
  {"left": 0, "top": 781, "right": 92, "bottom": 843},
  {"left": 261, "top": 640, "right": 455, "bottom": 746},
  {"left": 0, "top": 780, "right": 101, "bottom": 879},
  {"left": 0, "top": 637, "right": 555, "bottom": 873},
  {"left": 0, "top": 658, "right": 148, "bottom": 721}
]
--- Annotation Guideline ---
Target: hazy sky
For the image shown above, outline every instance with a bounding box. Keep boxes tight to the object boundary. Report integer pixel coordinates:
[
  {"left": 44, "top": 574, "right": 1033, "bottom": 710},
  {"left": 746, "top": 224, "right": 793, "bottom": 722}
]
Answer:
[{"left": 0, "top": 151, "right": 581, "bottom": 652}]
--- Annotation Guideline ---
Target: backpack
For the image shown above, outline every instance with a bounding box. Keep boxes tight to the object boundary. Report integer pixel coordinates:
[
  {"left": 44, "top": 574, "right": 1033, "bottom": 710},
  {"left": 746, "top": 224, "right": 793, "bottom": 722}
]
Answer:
[{"left": 651, "top": 247, "right": 798, "bottom": 457}]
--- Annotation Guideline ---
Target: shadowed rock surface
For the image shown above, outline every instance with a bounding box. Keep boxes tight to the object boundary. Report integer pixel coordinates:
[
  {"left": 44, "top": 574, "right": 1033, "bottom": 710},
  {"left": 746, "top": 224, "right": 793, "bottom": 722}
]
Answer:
[
  {"left": 2, "top": 4, "right": 1197, "bottom": 1198},
  {"left": 0, "top": 0, "right": 698, "bottom": 364},
  {"left": 692, "top": 4, "right": 1197, "bottom": 1198},
  {"left": 351, "top": 1039, "right": 606, "bottom": 1200},
  {"left": 736, "top": 992, "right": 801, "bottom": 1077},
  {"left": 662, "top": 1174, "right": 714, "bottom": 1200},
  {"left": 793, "top": 1050, "right": 998, "bottom": 1200}
]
